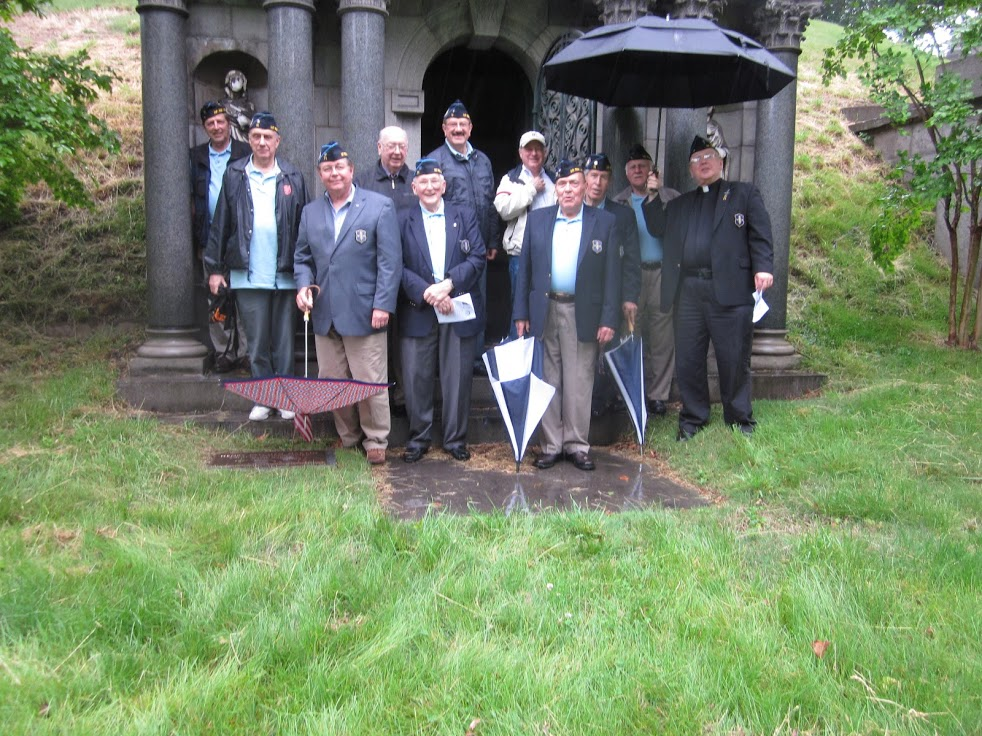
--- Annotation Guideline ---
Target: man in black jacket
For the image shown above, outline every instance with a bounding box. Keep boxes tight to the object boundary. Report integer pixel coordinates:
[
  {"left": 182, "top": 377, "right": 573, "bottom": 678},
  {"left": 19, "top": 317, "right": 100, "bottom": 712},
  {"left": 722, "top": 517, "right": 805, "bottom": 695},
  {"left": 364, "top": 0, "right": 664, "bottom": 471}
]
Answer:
[
  {"left": 204, "top": 112, "right": 310, "bottom": 421},
  {"left": 644, "top": 135, "right": 774, "bottom": 440},
  {"left": 190, "top": 101, "right": 250, "bottom": 371}
]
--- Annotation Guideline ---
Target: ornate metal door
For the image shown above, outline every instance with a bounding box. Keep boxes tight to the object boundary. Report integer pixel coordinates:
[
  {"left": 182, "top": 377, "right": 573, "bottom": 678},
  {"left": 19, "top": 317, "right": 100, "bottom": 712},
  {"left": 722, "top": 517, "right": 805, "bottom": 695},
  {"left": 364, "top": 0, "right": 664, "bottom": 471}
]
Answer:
[{"left": 534, "top": 32, "right": 597, "bottom": 173}]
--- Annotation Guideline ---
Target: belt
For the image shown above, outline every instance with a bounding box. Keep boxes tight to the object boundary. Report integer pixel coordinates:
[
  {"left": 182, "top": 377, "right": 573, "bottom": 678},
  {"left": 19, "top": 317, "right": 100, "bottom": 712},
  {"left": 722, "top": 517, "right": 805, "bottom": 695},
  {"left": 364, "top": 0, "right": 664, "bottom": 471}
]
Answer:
[
  {"left": 547, "top": 291, "right": 575, "bottom": 303},
  {"left": 682, "top": 267, "right": 713, "bottom": 280},
  {"left": 641, "top": 262, "right": 661, "bottom": 271}
]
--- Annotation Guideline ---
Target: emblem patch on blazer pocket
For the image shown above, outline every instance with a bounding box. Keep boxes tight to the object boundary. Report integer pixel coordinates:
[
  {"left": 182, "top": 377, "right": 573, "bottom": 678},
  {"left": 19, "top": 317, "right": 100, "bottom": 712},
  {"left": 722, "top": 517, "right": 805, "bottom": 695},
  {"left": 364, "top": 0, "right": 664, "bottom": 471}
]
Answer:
[
  {"left": 734, "top": 214, "right": 745, "bottom": 228},
  {"left": 460, "top": 239, "right": 471, "bottom": 254},
  {"left": 355, "top": 229, "right": 367, "bottom": 243},
  {"left": 592, "top": 239, "right": 603, "bottom": 253}
]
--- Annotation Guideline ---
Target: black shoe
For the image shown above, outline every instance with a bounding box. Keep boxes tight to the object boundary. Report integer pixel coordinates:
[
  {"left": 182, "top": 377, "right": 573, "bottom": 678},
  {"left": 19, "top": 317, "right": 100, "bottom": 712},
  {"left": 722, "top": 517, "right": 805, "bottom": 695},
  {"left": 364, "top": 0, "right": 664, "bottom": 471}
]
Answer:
[
  {"left": 402, "top": 446, "right": 428, "bottom": 463},
  {"left": 676, "top": 426, "right": 698, "bottom": 442},
  {"left": 473, "top": 361, "right": 488, "bottom": 377},
  {"left": 648, "top": 399, "right": 668, "bottom": 416},
  {"left": 731, "top": 423, "right": 755, "bottom": 436},
  {"left": 446, "top": 446, "right": 471, "bottom": 461},
  {"left": 566, "top": 451, "right": 596, "bottom": 471},
  {"left": 533, "top": 452, "right": 561, "bottom": 470}
]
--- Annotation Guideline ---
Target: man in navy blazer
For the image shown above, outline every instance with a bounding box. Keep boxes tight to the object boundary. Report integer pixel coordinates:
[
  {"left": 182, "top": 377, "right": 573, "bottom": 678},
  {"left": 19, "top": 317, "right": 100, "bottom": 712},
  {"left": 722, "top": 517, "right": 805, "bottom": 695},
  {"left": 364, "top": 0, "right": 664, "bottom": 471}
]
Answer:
[
  {"left": 644, "top": 135, "right": 774, "bottom": 440},
  {"left": 295, "top": 142, "right": 402, "bottom": 465},
  {"left": 398, "top": 158, "right": 486, "bottom": 463},
  {"left": 513, "top": 159, "right": 621, "bottom": 471}
]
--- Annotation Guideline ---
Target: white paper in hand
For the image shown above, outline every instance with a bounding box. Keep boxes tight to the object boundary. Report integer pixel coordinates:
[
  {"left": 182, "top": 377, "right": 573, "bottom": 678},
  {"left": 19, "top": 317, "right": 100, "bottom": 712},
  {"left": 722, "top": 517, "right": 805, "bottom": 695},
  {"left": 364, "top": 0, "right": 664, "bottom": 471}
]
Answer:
[
  {"left": 436, "top": 293, "right": 476, "bottom": 323},
  {"left": 752, "top": 289, "right": 769, "bottom": 323}
]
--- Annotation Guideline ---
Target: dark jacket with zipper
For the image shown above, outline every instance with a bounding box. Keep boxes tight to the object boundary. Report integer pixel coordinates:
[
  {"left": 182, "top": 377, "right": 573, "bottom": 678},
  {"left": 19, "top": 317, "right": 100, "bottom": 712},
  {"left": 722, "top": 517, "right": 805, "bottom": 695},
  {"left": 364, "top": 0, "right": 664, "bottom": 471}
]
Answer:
[{"left": 204, "top": 156, "right": 310, "bottom": 278}]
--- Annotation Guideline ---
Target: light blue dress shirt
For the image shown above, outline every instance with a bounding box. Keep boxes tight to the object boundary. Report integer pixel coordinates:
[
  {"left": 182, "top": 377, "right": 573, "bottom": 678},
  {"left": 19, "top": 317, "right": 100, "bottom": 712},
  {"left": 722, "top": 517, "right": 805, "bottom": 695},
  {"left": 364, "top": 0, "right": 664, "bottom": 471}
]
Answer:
[
  {"left": 421, "top": 201, "right": 447, "bottom": 281},
  {"left": 329, "top": 185, "right": 356, "bottom": 242},
  {"left": 630, "top": 193, "right": 664, "bottom": 264},
  {"left": 207, "top": 143, "right": 233, "bottom": 220},
  {"left": 550, "top": 206, "right": 583, "bottom": 293}
]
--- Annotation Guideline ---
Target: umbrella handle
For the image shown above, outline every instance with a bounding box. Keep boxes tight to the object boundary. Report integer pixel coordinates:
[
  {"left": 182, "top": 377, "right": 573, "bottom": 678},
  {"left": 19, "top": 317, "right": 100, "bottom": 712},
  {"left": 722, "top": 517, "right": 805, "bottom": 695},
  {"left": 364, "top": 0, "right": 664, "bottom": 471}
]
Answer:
[
  {"left": 304, "top": 311, "right": 309, "bottom": 378},
  {"left": 626, "top": 312, "right": 635, "bottom": 335}
]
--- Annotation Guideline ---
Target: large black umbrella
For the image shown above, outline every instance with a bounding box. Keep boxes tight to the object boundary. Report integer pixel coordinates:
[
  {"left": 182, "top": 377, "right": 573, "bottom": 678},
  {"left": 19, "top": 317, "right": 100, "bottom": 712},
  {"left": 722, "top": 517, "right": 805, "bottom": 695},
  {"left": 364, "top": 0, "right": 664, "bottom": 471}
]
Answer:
[{"left": 543, "top": 15, "right": 796, "bottom": 109}]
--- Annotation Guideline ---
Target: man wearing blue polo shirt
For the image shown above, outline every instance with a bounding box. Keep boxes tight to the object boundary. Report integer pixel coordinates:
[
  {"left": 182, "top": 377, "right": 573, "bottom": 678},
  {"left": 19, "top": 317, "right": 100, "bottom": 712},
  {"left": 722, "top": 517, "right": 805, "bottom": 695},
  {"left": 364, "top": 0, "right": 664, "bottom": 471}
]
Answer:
[{"left": 205, "top": 112, "right": 309, "bottom": 421}]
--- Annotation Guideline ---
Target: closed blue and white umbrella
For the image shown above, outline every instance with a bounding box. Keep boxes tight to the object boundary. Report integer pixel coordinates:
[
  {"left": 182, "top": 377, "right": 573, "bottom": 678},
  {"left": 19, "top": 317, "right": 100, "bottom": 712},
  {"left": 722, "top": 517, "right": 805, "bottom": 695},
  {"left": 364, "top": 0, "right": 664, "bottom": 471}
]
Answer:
[{"left": 483, "top": 337, "right": 557, "bottom": 472}]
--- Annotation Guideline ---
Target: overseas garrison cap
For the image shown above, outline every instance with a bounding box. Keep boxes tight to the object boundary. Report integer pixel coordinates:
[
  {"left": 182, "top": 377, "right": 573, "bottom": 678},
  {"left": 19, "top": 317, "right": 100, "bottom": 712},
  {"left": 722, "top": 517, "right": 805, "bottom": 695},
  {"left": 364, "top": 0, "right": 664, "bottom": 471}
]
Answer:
[
  {"left": 413, "top": 158, "right": 443, "bottom": 177},
  {"left": 318, "top": 141, "right": 349, "bottom": 163},
  {"left": 583, "top": 153, "right": 612, "bottom": 172},
  {"left": 249, "top": 112, "right": 279, "bottom": 132},
  {"left": 443, "top": 100, "right": 471, "bottom": 120},
  {"left": 690, "top": 135, "right": 716, "bottom": 157},
  {"left": 625, "top": 144, "right": 652, "bottom": 162},
  {"left": 555, "top": 158, "right": 583, "bottom": 179},
  {"left": 200, "top": 101, "right": 227, "bottom": 123}
]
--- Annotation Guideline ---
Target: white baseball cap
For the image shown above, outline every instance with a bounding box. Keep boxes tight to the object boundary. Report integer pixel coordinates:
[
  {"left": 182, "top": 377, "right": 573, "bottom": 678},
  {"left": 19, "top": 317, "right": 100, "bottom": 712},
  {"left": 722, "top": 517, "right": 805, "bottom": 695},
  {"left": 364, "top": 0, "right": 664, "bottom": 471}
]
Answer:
[{"left": 519, "top": 131, "right": 546, "bottom": 148}]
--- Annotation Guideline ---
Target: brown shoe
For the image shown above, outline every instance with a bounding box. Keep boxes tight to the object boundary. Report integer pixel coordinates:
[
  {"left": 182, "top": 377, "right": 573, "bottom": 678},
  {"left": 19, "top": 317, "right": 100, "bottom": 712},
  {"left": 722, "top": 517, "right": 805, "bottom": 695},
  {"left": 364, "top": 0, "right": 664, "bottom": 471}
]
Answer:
[{"left": 366, "top": 448, "right": 386, "bottom": 465}]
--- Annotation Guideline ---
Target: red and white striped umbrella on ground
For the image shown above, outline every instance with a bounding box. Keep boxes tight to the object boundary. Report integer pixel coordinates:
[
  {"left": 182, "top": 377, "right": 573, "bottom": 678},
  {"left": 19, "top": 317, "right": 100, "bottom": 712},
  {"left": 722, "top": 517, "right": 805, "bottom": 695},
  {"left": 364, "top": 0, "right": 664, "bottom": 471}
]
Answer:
[{"left": 223, "top": 376, "right": 389, "bottom": 442}]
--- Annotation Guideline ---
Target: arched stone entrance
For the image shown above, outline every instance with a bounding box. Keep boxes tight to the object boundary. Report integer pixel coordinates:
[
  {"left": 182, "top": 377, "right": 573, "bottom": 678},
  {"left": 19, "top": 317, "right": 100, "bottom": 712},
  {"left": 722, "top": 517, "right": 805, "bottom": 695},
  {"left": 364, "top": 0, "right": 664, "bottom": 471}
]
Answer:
[
  {"left": 421, "top": 46, "right": 532, "bottom": 343},
  {"left": 421, "top": 46, "right": 531, "bottom": 178}
]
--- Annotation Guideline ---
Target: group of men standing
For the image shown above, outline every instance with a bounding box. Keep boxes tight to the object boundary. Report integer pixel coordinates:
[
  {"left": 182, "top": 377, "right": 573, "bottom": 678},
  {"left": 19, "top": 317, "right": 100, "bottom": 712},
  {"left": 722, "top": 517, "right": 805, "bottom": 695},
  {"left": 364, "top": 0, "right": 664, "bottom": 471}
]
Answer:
[{"left": 192, "top": 97, "right": 774, "bottom": 469}]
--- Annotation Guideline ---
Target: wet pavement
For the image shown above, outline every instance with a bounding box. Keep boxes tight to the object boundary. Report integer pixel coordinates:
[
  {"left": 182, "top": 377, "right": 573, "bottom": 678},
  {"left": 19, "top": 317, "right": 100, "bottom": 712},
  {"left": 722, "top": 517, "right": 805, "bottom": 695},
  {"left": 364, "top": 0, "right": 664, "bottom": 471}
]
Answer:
[{"left": 378, "top": 444, "right": 708, "bottom": 520}]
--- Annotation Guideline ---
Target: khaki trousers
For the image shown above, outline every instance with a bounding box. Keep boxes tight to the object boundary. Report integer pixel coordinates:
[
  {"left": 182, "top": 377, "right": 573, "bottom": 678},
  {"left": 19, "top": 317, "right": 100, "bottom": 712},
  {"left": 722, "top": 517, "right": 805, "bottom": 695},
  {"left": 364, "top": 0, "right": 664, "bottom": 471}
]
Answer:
[
  {"left": 315, "top": 329, "right": 390, "bottom": 451},
  {"left": 540, "top": 301, "right": 598, "bottom": 456},
  {"left": 636, "top": 267, "right": 675, "bottom": 401}
]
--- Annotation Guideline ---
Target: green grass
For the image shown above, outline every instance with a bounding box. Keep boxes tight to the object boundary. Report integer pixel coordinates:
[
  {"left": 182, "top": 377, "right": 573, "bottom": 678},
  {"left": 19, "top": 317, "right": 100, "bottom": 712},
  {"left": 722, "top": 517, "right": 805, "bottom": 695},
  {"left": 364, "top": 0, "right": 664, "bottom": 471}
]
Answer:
[{"left": 2, "top": 10, "right": 981, "bottom": 736}]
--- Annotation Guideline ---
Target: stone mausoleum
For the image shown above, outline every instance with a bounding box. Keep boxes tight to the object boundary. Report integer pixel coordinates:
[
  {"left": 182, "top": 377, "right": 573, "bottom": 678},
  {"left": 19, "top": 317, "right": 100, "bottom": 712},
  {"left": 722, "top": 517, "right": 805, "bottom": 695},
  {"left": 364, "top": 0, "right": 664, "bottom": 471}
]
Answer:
[{"left": 124, "top": 0, "right": 824, "bottom": 413}]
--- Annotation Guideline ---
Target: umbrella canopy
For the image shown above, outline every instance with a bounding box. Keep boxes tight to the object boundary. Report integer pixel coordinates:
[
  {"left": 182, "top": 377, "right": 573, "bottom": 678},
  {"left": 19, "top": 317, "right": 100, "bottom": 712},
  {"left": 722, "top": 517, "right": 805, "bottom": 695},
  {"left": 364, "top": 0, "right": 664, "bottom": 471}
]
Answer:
[
  {"left": 482, "top": 337, "right": 557, "bottom": 471},
  {"left": 604, "top": 334, "right": 647, "bottom": 447},
  {"left": 223, "top": 376, "right": 389, "bottom": 442},
  {"left": 543, "top": 15, "right": 796, "bottom": 109}
]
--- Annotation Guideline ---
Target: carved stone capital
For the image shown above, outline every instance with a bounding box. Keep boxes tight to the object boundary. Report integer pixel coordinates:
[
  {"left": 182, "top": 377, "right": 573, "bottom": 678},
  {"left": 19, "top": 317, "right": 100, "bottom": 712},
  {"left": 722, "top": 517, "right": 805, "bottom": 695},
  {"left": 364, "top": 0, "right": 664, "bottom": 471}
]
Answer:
[
  {"left": 136, "top": 0, "right": 188, "bottom": 17},
  {"left": 337, "top": 0, "right": 389, "bottom": 16},
  {"left": 593, "top": 0, "right": 651, "bottom": 25},
  {"left": 755, "top": 0, "right": 822, "bottom": 50},
  {"left": 667, "top": 0, "right": 723, "bottom": 21},
  {"left": 262, "top": 0, "right": 315, "bottom": 12}
]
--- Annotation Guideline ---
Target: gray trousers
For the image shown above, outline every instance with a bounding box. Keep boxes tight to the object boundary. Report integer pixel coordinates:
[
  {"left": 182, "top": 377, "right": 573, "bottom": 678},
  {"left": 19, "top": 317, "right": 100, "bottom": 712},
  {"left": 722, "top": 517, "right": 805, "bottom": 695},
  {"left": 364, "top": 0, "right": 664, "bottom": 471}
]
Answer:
[
  {"left": 540, "top": 301, "right": 598, "bottom": 456},
  {"left": 400, "top": 324, "right": 475, "bottom": 451},
  {"left": 235, "top": 288, "right": 295, "bottom": 379}
]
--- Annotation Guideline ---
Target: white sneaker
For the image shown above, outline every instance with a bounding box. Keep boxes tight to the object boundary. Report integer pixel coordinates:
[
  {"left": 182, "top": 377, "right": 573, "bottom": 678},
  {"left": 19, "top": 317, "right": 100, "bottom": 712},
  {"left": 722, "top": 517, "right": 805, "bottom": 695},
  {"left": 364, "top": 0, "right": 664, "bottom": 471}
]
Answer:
[
  {"left": 279, "top": 409, "right": 296, "bottom": 420},
  {"left": 249, "top": 405, "right": 271, "bottom": 421}
]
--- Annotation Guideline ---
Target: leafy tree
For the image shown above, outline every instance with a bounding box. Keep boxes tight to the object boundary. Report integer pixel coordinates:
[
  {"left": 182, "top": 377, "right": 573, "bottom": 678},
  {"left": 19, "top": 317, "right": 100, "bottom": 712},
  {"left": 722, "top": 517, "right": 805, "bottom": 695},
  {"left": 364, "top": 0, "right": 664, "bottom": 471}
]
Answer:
[
  {"left": 0, "top": 0, "right": 120, "bottom": 224},
  {"left": 822, "top": 1, "right": 982, "bottom": 348}
]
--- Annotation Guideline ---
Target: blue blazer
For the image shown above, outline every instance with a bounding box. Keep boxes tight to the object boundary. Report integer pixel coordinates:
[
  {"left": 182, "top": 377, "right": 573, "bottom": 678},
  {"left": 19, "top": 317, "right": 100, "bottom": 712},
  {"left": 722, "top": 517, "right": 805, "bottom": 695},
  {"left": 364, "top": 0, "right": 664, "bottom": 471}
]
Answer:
[
  {"left": 294, "top": 187, "right": 402, "bottom": 336},
  {"left": 513, "top": 204, "right": 621, "bottom": 342},
  {"left": 398, "top": 201, "right": 486, "bottom": 339}
]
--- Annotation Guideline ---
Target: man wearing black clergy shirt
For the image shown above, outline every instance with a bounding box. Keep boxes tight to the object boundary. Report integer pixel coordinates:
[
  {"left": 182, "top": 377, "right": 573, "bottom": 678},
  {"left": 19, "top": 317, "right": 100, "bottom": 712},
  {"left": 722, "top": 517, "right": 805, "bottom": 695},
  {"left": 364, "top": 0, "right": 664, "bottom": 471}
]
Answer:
[
  {"left": 643, "top": 135, "right": 774, "bottom": 440},
  {"left": 513, "top": 159, "right": 620, "bottom": 471}
]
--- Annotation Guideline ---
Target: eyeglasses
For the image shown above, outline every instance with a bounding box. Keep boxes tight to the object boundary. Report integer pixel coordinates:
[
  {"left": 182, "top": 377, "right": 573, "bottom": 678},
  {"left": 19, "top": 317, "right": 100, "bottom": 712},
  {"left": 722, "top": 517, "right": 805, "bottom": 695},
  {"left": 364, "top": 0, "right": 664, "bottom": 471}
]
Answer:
[
  {"left": 382, "top": 142, "right": 407, "bottom": 152},
  {"left": 690, "top": 152, "right": 719, "bottom": 164}
]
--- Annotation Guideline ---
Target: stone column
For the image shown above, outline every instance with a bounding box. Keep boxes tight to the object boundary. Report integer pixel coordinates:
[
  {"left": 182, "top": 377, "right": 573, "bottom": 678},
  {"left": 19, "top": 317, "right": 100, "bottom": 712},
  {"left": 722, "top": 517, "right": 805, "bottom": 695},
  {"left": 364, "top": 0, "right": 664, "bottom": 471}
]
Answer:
[
  {"left": 338, "top": 0, "right": 388, "bottom": 167},
  {"left": 263, "top": 0, "right": 316, "bottom": 168},
  {"left": 133, "top": 0, "right": 207, "bottom": 373},
  {"left": 662, "top": 0, "right": 723, "bottom": 190},
  {"left": 594, "top": 0, "right": 650, "bottom": 191},
  {"left": 751, "top": 0, "right": 822, "bottom": 369}
]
